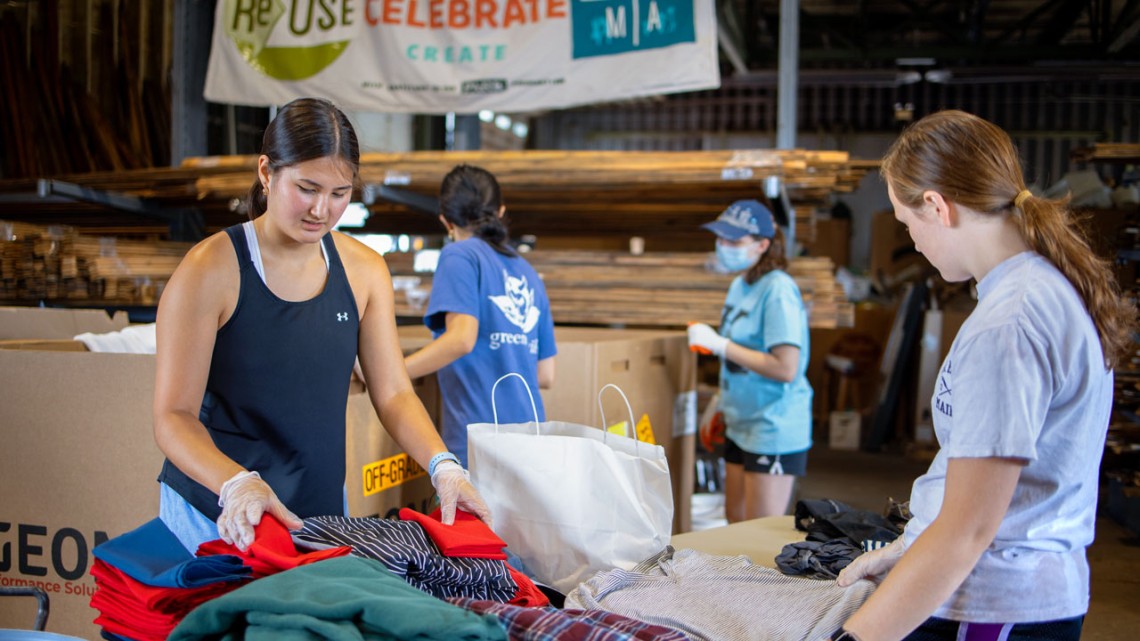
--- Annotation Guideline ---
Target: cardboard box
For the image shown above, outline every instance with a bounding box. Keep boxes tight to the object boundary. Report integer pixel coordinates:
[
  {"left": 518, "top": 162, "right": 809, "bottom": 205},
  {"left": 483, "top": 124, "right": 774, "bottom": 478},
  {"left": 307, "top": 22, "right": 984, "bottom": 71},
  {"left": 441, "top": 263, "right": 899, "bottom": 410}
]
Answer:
[
  {"left": 538, "top": 327, "right": 697, "bottom": 534},
  {"left": 0, "top": 349, "right": 161, "bottom": 639},
  {"left": 809, "top": 302, "right": 898, "bottom": 422},
  {"left": 807, "top": 218, "right": 851, "bottom": 268},
  {"left": 0, "top": 306, "right": 128, "bottom": 340},
  {"left": 828, "top": 410, "right": 862, "bottom": 450},
  {"left": 0, "top": 338, "right": 89, "bottom": 351},
  {"left": 345, "top": 373, "right": 440, "bottom": 520},
  {"left": 0, "top": 342, "right": 440, "bottom": 639}
]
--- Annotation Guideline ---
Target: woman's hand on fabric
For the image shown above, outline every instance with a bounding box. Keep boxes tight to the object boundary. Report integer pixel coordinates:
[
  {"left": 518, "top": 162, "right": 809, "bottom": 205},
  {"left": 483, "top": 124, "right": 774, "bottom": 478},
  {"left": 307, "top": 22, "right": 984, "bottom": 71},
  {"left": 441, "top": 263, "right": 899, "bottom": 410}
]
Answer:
[
  {"left": 431, "top": 463, "right": 494, "bottom": 528},
  {"left": 836, "top": 537, "right": 905, "bottom": 587},
  {"left": 216, "top": 471, "right": 303, "bottom": 551}
]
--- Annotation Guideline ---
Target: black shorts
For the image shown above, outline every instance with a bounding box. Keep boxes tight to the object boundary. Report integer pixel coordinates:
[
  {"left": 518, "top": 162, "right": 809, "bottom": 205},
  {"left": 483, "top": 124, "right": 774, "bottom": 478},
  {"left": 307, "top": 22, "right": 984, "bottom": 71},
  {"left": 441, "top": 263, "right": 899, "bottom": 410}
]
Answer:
[
  {"left": 903, "top": 616, "right": 1083, "bottom": 641},
  {"left": 724, "top": 438, "right": 808, "bottom": 476}
]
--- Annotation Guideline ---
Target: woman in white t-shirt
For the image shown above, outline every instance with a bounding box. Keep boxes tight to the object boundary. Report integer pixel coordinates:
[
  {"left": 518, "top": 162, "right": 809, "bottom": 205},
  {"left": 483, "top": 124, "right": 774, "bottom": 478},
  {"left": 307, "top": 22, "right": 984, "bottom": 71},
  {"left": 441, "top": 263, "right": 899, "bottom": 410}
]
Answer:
[{"left": 827, "top": 111, "right": 1135, "bottom": 641}]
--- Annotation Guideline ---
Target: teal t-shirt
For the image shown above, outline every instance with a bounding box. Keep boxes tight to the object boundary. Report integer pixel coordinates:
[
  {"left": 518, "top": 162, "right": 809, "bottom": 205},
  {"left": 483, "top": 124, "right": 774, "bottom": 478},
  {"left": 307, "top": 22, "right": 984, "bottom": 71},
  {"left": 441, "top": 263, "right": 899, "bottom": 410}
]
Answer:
[{"left": 718, "top": 270, "right": 813, "bottom": 455}]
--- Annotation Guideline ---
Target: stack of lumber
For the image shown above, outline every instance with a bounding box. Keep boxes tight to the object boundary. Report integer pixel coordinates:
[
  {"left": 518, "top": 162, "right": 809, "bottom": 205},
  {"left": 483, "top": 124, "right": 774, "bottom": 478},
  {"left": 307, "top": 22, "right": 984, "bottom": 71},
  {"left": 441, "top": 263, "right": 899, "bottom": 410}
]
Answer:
[
  {"left": 1071, "top": 144, "right": 1140, "bottom": 164},
  {"left": 191, "top": 149, "right": 867, "bottom": 195},
  {"left": 0, "top": 220, "right": 190, "bottom": 305},
  {"left": 190, "top": 150, "right": 876, "bottom": 241},
  {"left": 0, "top": 150, "right": 877, "bottom": 244},
  {"left": 386, "top": 249, "right": 853, "bottom": 329}
]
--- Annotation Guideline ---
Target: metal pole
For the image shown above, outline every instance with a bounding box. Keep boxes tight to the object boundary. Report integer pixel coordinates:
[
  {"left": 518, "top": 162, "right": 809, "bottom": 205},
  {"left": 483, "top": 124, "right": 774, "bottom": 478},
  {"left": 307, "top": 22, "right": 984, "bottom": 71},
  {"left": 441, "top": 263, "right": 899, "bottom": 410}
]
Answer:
[
  {"left": 776, "top": 0, "right": 799, "bottom": 255},
  {"left": 776, "top": 0, "right": 798, "bottom": 150}
]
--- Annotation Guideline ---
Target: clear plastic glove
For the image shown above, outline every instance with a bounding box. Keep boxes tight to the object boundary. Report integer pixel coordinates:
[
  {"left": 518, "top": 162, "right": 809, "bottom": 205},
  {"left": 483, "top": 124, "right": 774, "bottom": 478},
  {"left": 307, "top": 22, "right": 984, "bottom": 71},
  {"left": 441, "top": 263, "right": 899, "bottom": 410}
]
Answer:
[
  {"left": 431, "top": 462, "right": 493, "bottom": 528},
  {"left": 836, "top": 537, "right": 906, "bottom": 587},
  {"left": 688, "top": 323, "right": 729, "bottom": 357},
  {"left": 216, "top": 471, "right": 303, "bottom": 551}
]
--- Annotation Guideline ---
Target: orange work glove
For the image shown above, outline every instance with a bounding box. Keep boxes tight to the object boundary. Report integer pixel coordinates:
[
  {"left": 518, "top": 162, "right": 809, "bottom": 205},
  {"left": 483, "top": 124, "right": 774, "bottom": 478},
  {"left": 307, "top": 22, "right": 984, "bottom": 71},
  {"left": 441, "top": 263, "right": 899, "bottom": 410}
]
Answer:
[{"left": 699, "top": 411, "right": 726, "bottom": 452}]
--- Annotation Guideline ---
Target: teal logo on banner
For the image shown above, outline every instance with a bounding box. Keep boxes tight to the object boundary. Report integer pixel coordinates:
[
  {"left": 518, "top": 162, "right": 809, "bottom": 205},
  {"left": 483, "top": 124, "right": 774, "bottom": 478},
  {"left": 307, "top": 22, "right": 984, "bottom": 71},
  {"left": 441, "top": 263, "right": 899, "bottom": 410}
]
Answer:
[{"left": 571, "top": 0, "right": 696, "bottom": 59}]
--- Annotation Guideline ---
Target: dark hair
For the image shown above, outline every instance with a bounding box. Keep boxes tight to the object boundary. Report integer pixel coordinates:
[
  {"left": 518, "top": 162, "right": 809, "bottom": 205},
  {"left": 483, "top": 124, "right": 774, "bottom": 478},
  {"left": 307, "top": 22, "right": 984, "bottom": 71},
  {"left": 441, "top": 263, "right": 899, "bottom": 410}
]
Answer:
[
  {"left": 439, "top": 164, "right": 515, "bottom": 256},
  {"left": 881, "top": 109, "right": 1135, "bottom": 368},
  {"left": 246, "top": 97, "right": 360, "bottom": 220},
  {"left": 744, "top": 227, "right": 788, "bottom": 285}
]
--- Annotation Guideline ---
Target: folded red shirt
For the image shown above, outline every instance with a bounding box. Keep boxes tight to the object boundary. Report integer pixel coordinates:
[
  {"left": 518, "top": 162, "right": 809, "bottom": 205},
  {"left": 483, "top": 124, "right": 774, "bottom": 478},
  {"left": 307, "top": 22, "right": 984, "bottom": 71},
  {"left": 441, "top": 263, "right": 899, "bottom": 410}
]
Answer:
[
  {"left": 92, "top": 558, "right": 241, "bottom": 614},
  {"left": 399, "top": 507, "right": 508, "bottom": 560},
  {"left": 196, "top": 513, "right": 352, "bottom": 577},
  {"left": 91, "top": 559, "right": 244, "bottom": 641}
]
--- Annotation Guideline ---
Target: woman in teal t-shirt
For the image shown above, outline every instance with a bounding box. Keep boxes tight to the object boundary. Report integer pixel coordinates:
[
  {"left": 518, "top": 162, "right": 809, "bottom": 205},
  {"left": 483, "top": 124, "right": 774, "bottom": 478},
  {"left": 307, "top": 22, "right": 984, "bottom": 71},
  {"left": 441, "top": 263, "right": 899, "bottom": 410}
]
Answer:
[{"left": 688, "top": 199, "right": 813, "bottom": 522}]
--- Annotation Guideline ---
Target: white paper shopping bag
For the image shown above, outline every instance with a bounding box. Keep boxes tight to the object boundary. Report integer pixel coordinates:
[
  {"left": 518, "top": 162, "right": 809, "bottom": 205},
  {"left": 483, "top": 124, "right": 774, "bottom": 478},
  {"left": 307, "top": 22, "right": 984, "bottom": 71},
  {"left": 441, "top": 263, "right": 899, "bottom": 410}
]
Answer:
[{"left": 468, "top": 374, "right": 673, "bottom": 593}]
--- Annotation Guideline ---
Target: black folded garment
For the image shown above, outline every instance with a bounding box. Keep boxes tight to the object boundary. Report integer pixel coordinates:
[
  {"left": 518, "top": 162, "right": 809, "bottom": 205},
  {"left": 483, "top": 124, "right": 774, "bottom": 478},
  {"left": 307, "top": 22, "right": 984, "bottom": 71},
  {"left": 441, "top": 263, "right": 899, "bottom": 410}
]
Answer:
[
  {"left": 794, "top": 499, "right": 902, "bottom": 549},
  {"left": 775, "top": 539, "right": 862, "bottom": 580},
  {"left": 794, "top": 498, "right": 854, "bottom": 531}
]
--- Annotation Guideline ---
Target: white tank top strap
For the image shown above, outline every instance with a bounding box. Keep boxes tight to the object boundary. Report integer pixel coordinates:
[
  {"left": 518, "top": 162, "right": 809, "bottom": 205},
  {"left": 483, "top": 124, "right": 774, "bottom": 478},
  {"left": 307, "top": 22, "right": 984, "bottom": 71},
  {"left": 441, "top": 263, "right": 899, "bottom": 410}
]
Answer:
[{"left": 242, "top": 221, "right": 329, "bottom": 285}]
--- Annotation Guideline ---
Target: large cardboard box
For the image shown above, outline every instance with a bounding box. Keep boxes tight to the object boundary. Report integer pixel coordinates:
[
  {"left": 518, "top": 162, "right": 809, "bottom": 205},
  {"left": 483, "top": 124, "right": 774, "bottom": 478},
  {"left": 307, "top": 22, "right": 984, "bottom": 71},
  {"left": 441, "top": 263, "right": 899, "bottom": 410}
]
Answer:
[
  {"left": 344, "top": 373, "right": 439, "bottom": 520},
  {"left": 0, "top": 306, "right": 128, "bottom": 340},
  {"left": 807, "top": 218, "right": 851, "bottom": 268},
  {"left": 539, "top": 327, "right": 697, "bottom": 534},
  {"left": 0, "top": 343, "right": 440, "bottom": 639},
  {"left": 0, "top": 349, "right": 160, "bottom": 639}
]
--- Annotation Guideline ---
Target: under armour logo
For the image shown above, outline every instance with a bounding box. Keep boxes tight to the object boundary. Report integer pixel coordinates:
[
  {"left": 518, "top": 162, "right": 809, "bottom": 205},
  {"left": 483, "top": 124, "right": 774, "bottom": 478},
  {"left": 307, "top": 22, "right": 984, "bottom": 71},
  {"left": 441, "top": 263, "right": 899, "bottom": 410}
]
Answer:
[{"left": 336, "top": 312, "right": 349, "bottom": 322}]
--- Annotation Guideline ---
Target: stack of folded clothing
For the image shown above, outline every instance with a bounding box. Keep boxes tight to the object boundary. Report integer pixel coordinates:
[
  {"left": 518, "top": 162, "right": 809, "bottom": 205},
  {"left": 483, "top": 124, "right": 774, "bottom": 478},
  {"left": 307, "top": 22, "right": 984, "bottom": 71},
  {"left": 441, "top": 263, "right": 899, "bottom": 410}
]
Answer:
[{"left": 90, "top": 515, "right": 350, "bottom": 640}]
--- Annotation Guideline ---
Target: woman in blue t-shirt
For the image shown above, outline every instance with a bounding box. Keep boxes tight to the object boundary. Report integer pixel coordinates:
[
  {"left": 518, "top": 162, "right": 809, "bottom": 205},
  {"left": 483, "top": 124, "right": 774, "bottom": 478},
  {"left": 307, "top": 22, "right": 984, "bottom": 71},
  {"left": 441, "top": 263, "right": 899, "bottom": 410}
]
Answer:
[
  {"left": 405, "top": 165, "right": 557, "bottom": 467},
  {"left": 688, "top": 199, "right": 813, "bottom": 522}
]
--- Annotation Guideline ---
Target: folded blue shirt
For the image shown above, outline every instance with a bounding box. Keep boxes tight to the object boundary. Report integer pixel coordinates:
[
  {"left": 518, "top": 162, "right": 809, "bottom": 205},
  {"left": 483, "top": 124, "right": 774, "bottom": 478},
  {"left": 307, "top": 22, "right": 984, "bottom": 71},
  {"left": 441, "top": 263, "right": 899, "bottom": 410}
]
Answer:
[{"left": 93, "top": 518, "right": 250, "bottom": 588}]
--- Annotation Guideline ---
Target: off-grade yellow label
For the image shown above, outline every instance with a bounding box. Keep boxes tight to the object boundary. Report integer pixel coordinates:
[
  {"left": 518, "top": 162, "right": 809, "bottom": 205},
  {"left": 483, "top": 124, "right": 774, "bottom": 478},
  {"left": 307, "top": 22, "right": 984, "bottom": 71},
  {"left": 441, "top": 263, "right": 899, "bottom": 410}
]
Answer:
[{"left": 362, "top": 453, "right": 426, "bottom": 496}]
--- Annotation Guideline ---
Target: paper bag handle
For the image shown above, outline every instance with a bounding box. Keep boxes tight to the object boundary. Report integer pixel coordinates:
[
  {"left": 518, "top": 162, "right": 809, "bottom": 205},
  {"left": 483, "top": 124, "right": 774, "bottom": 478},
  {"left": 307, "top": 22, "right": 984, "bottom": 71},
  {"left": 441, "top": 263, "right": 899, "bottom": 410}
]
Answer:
[
  {"left": 490, "top": 372, "right": 540, "bottom": 434},
  {"left": 597, "top": 383, "right": 638, "bottom": 449}
]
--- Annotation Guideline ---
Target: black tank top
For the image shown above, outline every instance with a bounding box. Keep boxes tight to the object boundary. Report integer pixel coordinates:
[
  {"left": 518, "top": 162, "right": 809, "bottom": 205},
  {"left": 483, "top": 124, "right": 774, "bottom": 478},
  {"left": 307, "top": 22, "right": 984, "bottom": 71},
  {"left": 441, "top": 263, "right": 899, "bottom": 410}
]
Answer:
[{"left": 158, "top": 225, "right": 360, "bottom": 520}]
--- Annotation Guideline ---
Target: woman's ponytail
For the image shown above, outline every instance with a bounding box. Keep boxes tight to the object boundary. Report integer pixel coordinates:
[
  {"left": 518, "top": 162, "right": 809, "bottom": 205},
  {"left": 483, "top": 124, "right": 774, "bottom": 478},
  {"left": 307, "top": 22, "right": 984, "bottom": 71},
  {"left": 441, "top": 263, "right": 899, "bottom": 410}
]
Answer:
[
  {"left": 440, "top": 164, "right": 516, "bottom": 256},
  {"left": 1014, "top": 193, "right": 1135, "bottom": 368}
]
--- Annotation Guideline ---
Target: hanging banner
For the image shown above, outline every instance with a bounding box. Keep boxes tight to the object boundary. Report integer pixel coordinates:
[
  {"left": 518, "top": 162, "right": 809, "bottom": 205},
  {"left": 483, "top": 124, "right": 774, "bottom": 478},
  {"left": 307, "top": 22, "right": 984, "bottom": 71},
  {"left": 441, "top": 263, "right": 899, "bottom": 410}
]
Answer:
[{"left": 203, "top": 0, "right": 720, "bottom": 114}]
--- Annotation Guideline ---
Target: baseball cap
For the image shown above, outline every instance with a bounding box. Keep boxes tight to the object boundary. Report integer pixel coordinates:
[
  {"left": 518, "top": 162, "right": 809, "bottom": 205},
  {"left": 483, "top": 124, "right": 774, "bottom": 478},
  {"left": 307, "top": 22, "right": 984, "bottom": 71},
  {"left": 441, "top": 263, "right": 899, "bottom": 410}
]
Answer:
[{"left": 701, "top": 199, "right": 776, "bottom": 240}]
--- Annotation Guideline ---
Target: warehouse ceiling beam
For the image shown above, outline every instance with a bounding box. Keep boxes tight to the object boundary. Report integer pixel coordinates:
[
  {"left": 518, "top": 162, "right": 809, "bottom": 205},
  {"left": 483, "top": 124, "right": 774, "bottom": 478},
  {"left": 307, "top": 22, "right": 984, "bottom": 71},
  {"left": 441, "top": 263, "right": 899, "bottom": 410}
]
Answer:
[
  {"left": 966, "top": 0, "right": 991, "bottom": 45},
  {"left": 35, "top": 180, "right": 205, "bottom": 243},
  {"left": 1034, "top": 0, "right": 1086, "bottom": 46},
  {"left": 993, "top": 0, "right": 1065, "bottom": 42},
  {"left": 718, "top": 20, "right": 751, "bottom": 75},
  {"left": 1109, "top": 0, "right": 1140, "bottom": 52}
]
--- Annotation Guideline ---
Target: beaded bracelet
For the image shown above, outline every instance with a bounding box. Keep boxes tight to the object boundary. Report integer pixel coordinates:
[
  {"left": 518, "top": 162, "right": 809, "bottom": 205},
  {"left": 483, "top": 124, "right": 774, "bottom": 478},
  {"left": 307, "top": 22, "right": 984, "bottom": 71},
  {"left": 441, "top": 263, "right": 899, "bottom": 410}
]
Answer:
[{"left": 428, "top": 452, "right": 461, "bottom": 477}]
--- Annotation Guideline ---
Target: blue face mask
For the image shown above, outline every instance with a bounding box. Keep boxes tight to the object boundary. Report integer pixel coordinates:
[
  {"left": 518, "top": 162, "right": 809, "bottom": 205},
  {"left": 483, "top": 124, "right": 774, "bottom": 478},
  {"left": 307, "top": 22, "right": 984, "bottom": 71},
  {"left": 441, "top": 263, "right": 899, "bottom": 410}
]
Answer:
[{"left": 716, "top": 242, "right": 760, "bottom": 272}]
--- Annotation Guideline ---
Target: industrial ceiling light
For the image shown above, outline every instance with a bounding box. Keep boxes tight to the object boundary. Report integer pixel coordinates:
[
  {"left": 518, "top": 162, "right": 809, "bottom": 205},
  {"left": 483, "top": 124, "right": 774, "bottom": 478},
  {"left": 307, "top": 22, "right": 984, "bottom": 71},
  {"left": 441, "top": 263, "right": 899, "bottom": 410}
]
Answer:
[
  {"left": 895, "top": 70, "right": 923, "bottom": 85},
  {"left": 923, "top": 69, "right": 953, "bottom": 83}
]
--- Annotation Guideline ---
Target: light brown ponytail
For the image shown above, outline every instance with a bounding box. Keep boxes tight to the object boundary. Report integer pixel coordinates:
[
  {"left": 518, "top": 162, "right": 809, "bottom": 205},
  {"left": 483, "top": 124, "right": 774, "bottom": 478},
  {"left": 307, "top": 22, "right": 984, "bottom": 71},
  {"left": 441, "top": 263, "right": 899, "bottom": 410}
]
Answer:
[{"left": 1014, "top": 193, "right": 1134, "bottom": 368}]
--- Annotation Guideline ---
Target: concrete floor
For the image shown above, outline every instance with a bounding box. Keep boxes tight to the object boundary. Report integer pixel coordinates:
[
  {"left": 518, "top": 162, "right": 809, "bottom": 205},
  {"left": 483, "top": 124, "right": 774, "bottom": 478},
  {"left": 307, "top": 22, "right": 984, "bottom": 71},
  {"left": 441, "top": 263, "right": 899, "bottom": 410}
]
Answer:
[{"left": 787, "top": 446, "right": 1140, "bottom": 641}]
